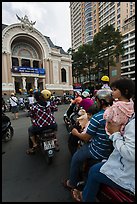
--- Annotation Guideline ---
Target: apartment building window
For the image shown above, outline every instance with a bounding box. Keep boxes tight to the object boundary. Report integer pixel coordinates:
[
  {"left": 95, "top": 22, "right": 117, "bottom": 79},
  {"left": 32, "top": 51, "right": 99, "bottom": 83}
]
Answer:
[
  {"left": 117, "top": 20, "right": 120, "bottom": 25},
  {"left": 85, "top": 13, "right": 91, "bottom": 18},
  {"left": 130, "top": 60, "right": 135, "bottom": 65},
  {"left": 117, "top": 14, "right": 120, "bottom": 19},
  {"left": 130, "top": 53, "right": 135, "bottom": 58},
  {"left": 122, "top": 61, "right": 129, "bottom": 66},
  {"left": 117, "top": 2, "right": 120, "bottom": 7},
  {"left": 124, "top": 48, "right": 129, "bottom": 53},
  {"left": 130, "top": 46, "right": 135, "bottom": 51},
  {"left": 110, "top": 2, "right": 114, "bottom": 6},
  {"left": 117, "top": 26, "right": 120, "bottom": 30},
  {"left": 130, "top": 39, "right": 135, "bottom": 44},
  {"left": 122, "top": 55, "right": 128, "bottom": 60},
  {"left": 124, "top": 34, "right": 129, "bottom": 39},
  {"left": 123, "top": 41, "right": 128, "bottom": 46}
]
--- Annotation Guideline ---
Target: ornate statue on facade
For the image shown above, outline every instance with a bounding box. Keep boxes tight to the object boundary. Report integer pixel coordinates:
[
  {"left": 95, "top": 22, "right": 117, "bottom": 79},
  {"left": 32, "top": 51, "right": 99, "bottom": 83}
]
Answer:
[{"left": 16, "top": 14, "right": 36, "bottom": 32}]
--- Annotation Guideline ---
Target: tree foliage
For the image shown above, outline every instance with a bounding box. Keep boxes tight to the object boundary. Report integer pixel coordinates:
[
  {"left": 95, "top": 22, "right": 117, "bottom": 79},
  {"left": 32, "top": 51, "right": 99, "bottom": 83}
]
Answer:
[
  {"left": 92, "top": 25, "right": 125, "bottom": 76},
  {"left": 72, "top": 24, "right": 125, "bottom": 81}
]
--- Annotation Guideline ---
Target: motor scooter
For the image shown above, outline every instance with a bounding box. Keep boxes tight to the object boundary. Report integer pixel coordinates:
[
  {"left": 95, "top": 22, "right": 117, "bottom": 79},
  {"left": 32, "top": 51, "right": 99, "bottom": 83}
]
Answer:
[
  {"left": 76, "top": 159, "right": 135, "bottom": 202},
  {"left": 76, "top": 180, "right": 135, "bottom": 202},
  {"left": 63, "top": 103, "right": 80, "bottom": 132},
  {"left": 35, "top": 129, "right": 59, "bottom": 164},
  {"left": 2, "top": 112, "right": 14, "bottom": 142}
]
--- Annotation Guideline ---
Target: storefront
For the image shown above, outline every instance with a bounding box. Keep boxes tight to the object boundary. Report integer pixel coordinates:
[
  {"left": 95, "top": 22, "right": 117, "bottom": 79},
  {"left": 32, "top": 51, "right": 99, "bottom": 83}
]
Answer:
[{"left": 2, "top": 15, "right": 73, "bottom": 95}]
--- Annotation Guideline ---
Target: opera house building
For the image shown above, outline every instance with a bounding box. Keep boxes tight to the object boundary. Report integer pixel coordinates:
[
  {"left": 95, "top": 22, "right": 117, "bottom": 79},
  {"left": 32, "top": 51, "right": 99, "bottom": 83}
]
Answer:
[{"left": 2, "top": 15, "right": 73, "bottom": 95}]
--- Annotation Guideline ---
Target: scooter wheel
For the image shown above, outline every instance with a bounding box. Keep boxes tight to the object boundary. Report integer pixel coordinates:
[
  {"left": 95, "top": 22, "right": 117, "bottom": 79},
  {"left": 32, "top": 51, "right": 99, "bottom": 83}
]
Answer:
[
  {"left": 4, "top": 126, "right": 14, "bottom": 142},
  {"left": 46, "top": 156, "right": 53, "bottom": 165}
]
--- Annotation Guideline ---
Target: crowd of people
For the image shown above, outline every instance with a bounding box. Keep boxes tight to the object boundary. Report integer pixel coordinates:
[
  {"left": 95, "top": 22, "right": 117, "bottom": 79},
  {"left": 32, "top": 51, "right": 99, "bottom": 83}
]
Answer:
[
  {"left": 2, "top": 75, "right": 135, "bottom": 202},
  {"left": 62, "top": 76, "right": 135, "bottom": 202}
]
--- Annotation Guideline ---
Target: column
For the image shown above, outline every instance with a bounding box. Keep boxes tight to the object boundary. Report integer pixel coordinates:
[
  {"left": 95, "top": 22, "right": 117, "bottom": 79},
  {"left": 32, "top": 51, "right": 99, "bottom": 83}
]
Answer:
[
  {"left": 22, "top": 77, "right": 26, "bottom": 91},
  {"left": 34, "top": 77, "right": 38, "bottom": 90}
]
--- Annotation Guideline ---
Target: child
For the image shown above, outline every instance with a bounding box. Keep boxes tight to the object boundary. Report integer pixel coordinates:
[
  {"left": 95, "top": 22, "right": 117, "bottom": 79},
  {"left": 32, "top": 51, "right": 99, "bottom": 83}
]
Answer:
[
  {"left": 103, "top": 77, "right": 135, "bottom": 136},
  {"left": 68, "top": 104, "right": 99, "bottom": 156}
]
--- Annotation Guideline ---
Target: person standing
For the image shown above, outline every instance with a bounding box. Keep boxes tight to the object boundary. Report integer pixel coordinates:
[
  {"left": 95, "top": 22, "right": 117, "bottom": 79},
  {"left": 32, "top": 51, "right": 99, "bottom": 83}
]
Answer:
[
  {"left": 27, "top": 91, "right": 35, "bottom": 109},
  {"left": 9, "top": 93, "right": 19, "bottom": 119},
  {"left": 101, "top": 75, "right": 111, "bottom": 89}
]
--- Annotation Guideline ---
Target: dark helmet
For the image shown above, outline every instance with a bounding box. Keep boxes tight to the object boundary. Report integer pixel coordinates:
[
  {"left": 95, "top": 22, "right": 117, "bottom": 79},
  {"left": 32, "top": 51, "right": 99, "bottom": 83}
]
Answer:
[{"left": 96, "top": 88, "right": 113, "bottom": 104}]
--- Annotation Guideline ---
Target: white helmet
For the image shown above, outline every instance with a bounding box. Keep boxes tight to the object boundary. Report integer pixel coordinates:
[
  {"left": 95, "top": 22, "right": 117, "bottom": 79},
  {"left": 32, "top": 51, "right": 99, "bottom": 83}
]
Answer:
[
  {"left": 75, "top": 91, "right": 81, "bottom": 96},
  {"left": 96, "top": 89, "right": 112, "bottom": 103},
  {"left": 82, "top": 91, "right": 90, "bottom": 98}
]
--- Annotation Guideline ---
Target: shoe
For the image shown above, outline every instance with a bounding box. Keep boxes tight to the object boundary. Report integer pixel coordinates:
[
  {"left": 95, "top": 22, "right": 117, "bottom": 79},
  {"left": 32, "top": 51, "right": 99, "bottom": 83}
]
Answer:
[
  {"left": 33, "top": 144, "right": 38, "bottom": 148},
  {"left": 61, "top": 179, "right": 74, "bottom": 191},
  {"left": 26, "top": 148, "right": 36, "bottom": 155},
  {"left": 71, "top": 189, "right": 82, "bottom": 202},
  {"left": 55, "top": 144, "right": 60, "bottom": 152}
]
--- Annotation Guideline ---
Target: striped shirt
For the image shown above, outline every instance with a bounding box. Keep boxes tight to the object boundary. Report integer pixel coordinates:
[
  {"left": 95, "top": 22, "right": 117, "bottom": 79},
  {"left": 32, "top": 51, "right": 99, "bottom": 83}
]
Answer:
[{"left": 86, "top": 109, "right": 113, "bottom": 160}]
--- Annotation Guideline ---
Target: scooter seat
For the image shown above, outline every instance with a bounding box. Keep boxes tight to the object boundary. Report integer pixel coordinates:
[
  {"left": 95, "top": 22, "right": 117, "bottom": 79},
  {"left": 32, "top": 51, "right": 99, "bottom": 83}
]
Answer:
[{"left": 41, "top": 129, "right": 54, "bottom": 134}]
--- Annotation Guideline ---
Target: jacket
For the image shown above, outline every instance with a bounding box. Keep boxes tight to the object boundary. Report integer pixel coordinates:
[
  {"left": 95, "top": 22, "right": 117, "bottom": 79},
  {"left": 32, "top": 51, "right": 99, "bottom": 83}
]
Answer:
[{"left": 100, "top": 113, "right": 135, "bottom": 194}]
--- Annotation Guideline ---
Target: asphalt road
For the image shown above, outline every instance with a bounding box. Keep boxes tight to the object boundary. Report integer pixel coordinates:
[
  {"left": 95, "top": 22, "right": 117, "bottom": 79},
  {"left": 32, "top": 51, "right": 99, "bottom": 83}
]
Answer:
[{"left": 2, "top": 104, "right": 75, "bottom": 202}]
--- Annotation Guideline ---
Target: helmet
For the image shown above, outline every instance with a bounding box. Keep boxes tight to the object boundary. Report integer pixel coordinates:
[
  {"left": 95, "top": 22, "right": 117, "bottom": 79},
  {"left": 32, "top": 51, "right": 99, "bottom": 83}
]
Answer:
[
  {"left": 82, "top": 91, "right": 90, "bottom": 98},
  {"left": 75, "top": 91, "right": 81, "bottom": 96},
  {"left": 41, "top": 89, "right": 51, "bottom": 100},
  {"left": 85, "top": 89, "right": 90, "bottom": 93},
  {"left": 101, "top": 76, "right": 109, "bottom": 82},
  {"left": 11, "top": 92, "right": 15, "bottom": 96},
  {"left": 96, "top": 89, "right": 112, "bottom": 104},
  {"left": 30, "top": 89, "right": 33, "bottom": 92}
]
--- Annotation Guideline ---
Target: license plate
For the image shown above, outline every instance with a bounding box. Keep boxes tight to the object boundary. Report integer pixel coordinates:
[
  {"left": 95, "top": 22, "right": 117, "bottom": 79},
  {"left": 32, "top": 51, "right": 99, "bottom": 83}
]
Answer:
[{"left": 44, "top": 140, "right": 55, "bottom": 150}]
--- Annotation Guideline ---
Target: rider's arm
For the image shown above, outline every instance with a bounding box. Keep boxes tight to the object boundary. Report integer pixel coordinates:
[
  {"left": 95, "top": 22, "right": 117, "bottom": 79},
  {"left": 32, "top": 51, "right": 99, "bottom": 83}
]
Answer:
[
  {"left": 107, "top": 118, "right": 135, "bottom": 161},
  {"left": 71, "top": 128, "right": 91, "bottom": 142}
]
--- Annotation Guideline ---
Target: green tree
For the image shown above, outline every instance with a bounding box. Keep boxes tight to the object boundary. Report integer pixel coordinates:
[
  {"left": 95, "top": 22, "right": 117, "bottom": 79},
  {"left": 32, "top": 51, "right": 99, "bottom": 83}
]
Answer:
[
  {"left": 72, "top": 44, "right": 94, "bottom": 87},
  {"left": 92, "top": 25, "right": 125, "bottom": 77}
]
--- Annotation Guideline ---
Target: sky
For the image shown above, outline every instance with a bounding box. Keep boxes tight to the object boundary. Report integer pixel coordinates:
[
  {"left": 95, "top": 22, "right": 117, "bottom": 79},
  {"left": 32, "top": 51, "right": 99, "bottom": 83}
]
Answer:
[{"left": 2, "top": 2, "right": 71, "bottom": 52}]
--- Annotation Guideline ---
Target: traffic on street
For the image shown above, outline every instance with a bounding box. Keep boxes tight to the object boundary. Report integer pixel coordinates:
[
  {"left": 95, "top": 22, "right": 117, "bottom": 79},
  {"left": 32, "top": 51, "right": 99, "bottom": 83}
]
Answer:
[{"left": 2, "top": 104, "right": 74, "bottom": 202}]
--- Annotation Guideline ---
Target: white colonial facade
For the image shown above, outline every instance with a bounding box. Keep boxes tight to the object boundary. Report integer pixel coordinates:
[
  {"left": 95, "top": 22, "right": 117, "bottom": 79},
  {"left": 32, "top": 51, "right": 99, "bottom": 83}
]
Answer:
[{"left": 2, "top": 15, "right": 73, "bottom": 95}]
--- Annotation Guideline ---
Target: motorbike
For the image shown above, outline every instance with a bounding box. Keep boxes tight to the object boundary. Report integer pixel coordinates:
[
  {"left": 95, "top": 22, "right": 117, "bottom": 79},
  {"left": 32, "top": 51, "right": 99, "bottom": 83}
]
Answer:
[
  {"left": 34, "top": 129, "right": 59, "bottom": 164},
  {"left": 2, "top": 112, "right": 14, "bottom": 142},
  {"left": 76, "top": 180, "right": 135, "bottom": 202},
  {"left": 76, "top": 158, "right": 135, "bottom": 202},
  {"left": 63, "top": 103, "right": 80, "bottom": 132}
]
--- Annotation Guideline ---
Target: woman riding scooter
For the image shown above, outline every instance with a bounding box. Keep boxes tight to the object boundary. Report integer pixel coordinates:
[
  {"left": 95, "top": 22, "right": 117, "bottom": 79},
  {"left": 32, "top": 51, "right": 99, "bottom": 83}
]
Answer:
[{"left": 26, "top": 89, "right": 59, "bottom": 154}]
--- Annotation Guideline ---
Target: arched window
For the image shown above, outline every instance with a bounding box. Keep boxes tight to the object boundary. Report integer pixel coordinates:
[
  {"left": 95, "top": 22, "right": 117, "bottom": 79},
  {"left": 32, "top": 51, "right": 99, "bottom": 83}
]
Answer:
[{"left": 61, "top": 68, "right": 66, "bottom": 82}]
